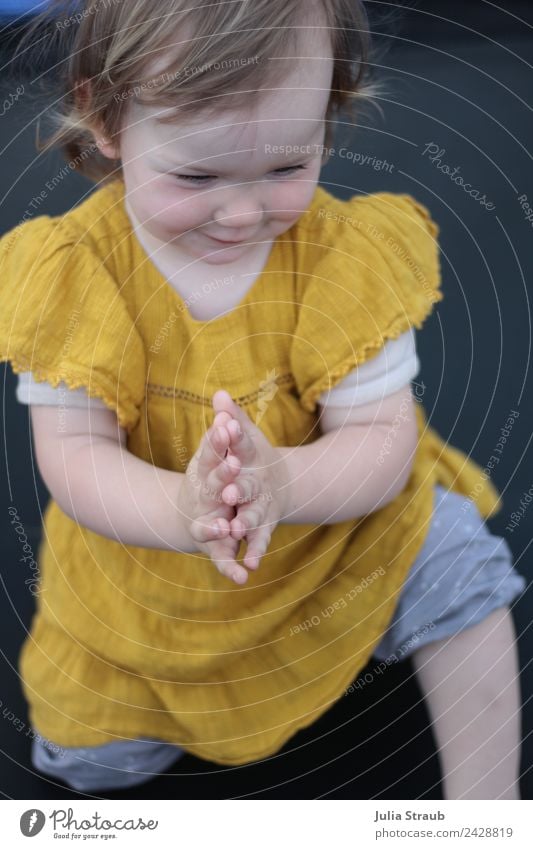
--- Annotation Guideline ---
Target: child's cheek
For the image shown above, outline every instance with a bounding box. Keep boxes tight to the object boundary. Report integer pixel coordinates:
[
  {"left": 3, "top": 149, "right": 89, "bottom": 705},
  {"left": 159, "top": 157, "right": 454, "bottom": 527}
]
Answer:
[
  {"left": 144, "top": 184, "right": 207, "bottom": 234},
  {"left": 178, "top": 193, "right": 213, "bottom": 227},
  {"left": 273, "top": 179, "right": 319, "bottom": 222},
  {"left": 125, "top": 175, "right": 171, "bottom": 227}
]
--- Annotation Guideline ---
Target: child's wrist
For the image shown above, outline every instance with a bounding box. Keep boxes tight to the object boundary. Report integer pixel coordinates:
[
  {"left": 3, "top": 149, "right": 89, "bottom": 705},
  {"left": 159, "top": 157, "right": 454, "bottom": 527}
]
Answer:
[
  {"left": 173, "top": 474, "right": 201, "bottom": 554},
  {"left": 274, "top": 447, "right": 294, "bottom": 523}
]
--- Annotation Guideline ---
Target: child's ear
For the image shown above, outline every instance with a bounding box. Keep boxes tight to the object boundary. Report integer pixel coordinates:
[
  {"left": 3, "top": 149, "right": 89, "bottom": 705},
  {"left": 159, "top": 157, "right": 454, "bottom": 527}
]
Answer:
[
  {"left": 93, "top": 131, "right": 121, "bottom": 161},
  {"left": 74, "top": 78, "right": 121, "bottom": 161}
]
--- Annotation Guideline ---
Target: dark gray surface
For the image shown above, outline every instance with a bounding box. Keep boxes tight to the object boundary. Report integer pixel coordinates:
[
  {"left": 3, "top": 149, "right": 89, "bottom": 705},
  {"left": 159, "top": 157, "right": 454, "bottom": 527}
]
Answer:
[{"left": 1, "top": 1, "right": 532, "bottom": 799}]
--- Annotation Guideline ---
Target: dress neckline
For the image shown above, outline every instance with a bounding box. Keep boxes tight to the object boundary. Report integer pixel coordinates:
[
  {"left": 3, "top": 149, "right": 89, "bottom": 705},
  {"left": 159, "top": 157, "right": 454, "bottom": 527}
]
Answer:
[{"left": 111, "top": 180, "right": 282, "bottom": 331}]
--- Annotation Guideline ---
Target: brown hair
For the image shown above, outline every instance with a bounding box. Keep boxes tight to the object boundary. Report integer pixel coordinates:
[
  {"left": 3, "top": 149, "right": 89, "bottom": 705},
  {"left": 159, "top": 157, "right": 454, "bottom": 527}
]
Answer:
[{"left": 13, "top": 0, "right": 385, "bottom": 185}]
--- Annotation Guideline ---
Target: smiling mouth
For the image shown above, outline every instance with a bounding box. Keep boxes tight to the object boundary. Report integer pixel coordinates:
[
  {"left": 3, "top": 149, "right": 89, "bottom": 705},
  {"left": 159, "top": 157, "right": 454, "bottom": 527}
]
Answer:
[{"left": 206, "top": 234, "right": 251, "bottom": 245}]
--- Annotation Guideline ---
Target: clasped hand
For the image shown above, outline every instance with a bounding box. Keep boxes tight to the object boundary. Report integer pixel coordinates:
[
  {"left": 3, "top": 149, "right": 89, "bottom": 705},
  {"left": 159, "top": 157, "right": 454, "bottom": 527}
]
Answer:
[{"left": 177, "top": 390, "right": 290, "bottom": 585}]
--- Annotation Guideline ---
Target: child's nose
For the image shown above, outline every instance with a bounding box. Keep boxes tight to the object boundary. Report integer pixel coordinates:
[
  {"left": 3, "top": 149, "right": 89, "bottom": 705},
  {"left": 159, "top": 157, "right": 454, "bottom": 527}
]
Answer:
[{"left": 213, "top": 192, "right": 264, "bottom": 230}]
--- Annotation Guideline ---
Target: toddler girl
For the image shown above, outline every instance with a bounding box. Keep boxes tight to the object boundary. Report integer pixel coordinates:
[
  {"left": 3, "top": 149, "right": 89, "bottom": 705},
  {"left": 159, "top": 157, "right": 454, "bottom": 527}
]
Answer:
[{"left": 0, "top": 0, "right": 525, "bottom": 797}]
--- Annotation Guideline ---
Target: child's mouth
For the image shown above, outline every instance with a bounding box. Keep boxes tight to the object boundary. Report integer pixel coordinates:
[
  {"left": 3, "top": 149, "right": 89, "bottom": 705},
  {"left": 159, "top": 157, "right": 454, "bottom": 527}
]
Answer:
[{"left": 206, "top": 234, "right": 251, "bottom": 245}]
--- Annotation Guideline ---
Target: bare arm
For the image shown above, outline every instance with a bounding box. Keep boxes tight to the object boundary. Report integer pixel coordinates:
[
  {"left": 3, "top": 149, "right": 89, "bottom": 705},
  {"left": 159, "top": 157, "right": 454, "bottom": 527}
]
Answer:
[
  {"left": 30, "top": 405, "right": 195, "bottom": 553},
  {"left": 277, "top": 386, "right": 419, "bottom": 524}
]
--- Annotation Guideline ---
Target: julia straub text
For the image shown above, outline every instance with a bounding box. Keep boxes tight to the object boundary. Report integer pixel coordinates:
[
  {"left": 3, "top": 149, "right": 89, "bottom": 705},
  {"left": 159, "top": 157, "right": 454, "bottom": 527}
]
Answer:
[{"left": 374, "top": 810, "right": 445, "bottom": 822}]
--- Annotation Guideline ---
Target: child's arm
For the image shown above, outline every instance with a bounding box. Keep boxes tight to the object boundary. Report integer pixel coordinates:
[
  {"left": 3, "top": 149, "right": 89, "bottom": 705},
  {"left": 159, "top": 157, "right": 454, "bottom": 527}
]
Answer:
[
  {"left": 30, "top": 403, "right": 196, "bottom": 552},
  {"left": 29, "top": 403, "right": 246, "bottom": 582},
  {"left": 278, "top": 385, "right": 419, "bottom": 523},
  {"left": 277, "top": 408, "right": 418, "bottom": 523}
]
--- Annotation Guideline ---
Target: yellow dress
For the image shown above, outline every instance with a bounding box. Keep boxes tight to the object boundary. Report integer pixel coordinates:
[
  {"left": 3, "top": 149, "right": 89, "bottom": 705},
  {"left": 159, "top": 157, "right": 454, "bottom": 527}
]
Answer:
[{"left": 0, "top": 180, "right": 502, "bottom": 765}]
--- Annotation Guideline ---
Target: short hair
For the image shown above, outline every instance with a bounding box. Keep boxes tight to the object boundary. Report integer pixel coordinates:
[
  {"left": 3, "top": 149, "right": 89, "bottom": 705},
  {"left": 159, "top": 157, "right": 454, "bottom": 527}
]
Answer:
[{"left": 14, "top": 0, "right": 384, "bottom": 184}]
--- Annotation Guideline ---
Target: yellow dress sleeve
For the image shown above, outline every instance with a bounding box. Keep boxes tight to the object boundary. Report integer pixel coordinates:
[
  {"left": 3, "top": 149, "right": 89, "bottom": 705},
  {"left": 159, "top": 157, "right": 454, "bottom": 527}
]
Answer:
[
  {"left": 290, "top": 192, "right": 443, "bottom": 413},
  {"left": 0, "top": 215, "right": 146, "bottom": 433}
]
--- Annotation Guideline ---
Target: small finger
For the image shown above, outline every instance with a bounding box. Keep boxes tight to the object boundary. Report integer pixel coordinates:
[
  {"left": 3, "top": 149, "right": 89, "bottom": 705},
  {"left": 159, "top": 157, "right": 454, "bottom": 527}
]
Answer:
[
  {"left": 221, "top": 475, "right": 259, "bottom": 506},
  {"left": 226, "top": 417, "right": 243, "bottom": 444},
  {"left": 229, "top": 513, "right": 247, "bottom": 541},
  {"left": 207, "top": 453, "right": 241, "bottom": 495},
  {"left": 243, "top": 527, "right": 272, "bottom": 570},
  {"left": 229, "top": 502, "right": 264, "bottom": 540},
  {"left": 190, "top": 516, "right": 231, "bottom": 544},
  {"left": 213, "top": 411, "right": 233, "bottom": 430},
  {"left": 209, "top": 545, "right": 249, "bottom": 585},
  {"left": 227, "top": 426, "right": 256, "bottom": 466},
  {"left": 212, "top": 390, "right": 252, "bottom": 433},
  {"left": 198, "top": 425, "right": 229, "bottom": 471},
  {"left": 215, "top": 414, "right": 233, "bottom": 457}
]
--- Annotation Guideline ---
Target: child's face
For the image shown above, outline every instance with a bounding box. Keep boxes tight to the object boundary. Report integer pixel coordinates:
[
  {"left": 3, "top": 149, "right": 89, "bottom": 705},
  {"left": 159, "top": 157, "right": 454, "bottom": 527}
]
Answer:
[{"left": 99, "top": 49, "right": 334, "bottom": 266}]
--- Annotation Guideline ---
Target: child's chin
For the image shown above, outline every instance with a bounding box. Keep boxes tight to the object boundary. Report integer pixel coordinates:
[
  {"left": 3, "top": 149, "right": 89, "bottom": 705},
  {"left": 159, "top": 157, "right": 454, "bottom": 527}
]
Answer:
[{"left": 198, "top": 245, "right": 248, "bottom": 264}]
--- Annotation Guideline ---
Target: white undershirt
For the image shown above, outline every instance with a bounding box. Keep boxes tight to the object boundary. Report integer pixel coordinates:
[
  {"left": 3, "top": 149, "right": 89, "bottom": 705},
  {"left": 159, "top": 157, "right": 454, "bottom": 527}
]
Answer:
[{"left": 15, "top": 328, "right": 419, "bottom": 411}]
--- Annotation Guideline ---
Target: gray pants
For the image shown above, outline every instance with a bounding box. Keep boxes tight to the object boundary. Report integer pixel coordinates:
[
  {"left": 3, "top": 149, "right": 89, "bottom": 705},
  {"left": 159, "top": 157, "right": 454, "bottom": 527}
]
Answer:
[
  {"left": 31, "top": 734, "right": 185, "bottom": 792},
  {"left": 31, "top": 485, "right": 526, "bottom": 792}
]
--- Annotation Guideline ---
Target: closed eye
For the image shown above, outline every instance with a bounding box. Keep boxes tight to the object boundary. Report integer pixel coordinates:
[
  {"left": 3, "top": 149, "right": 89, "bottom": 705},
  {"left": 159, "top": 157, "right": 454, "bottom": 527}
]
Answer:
[
  {"left": 174, "top": 173, "right": 214, "bottom": 183},
  {"left": 175, "top": 164, "right": 308, "bottom": 185},
  {"left": 271, "top": 164, "right": 308, "bottom": 176}
]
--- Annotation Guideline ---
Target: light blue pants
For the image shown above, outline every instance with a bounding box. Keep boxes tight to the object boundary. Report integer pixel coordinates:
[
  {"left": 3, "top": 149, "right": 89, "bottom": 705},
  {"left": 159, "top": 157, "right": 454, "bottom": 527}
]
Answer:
[
  {"left": 31, "top": 734, "right": 185, "bottom": 792},
  {"left": 31, "top": 485, "right": 526, "bottom": 792}
]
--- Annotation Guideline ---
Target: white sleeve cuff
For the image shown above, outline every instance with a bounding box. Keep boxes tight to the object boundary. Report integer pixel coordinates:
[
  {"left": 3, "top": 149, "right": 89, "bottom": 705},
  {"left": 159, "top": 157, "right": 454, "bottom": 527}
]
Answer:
[
  {"left": 17, "top": 331, "right": 419, "bottom": 412},
  {"left": 15, "top": 371, "right": 108, "bottom": 409},
  {"left": 318, "top": 328, "right": 420, "bottom": 408}
]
